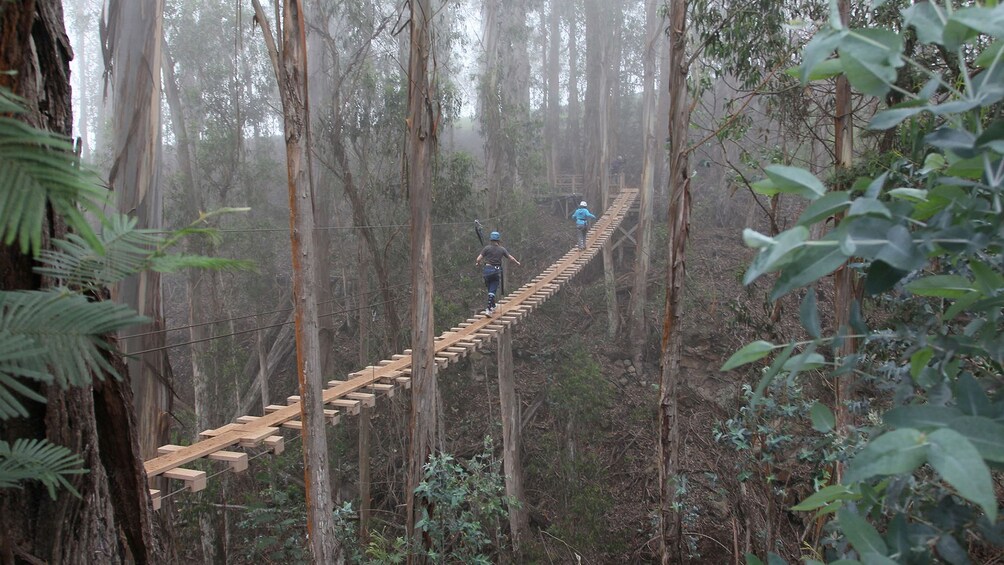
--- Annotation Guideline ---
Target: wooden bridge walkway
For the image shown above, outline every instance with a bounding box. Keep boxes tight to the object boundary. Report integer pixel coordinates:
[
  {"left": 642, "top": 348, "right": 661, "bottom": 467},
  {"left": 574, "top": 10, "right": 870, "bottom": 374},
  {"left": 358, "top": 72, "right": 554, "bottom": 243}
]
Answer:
[{"left": 144, "top": 189, "right": 639, "bottom": 508}]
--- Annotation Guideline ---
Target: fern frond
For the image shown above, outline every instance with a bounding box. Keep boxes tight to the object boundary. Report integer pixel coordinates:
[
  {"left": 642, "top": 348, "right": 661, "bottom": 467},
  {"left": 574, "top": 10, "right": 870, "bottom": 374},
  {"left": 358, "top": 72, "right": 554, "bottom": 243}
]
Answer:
[
  {"left": 0, "top": 291, "right": 147, "bottom": 419},
  {"left": 0, "top": 438, "right": 87, "bottom": 499},
  {"left": 0, "top": 88, "right": 109, "bottom": 256},
  {"left": 150, "top": 254, "right": 256, "bottom": 273},
  {"left": 34, "top": 214, "right": 162, "bottom": 290}
]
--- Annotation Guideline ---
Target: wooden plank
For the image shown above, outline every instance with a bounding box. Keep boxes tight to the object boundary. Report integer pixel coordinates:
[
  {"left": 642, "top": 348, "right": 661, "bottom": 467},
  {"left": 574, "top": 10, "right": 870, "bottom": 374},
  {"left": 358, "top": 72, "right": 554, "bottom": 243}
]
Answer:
[
  {"left": 264, "top": 404, "right": 286, "bottom": 413},
  {"left": 282, "top": 420, "right": 303, "bottom": 430},
  {"left": 235, "top": 415, "right": 260, "bottom": 424},
  {"left": 265, "top": 435, "right": 284, "bottom": 454},
  {"left": 395, "top": 376, "right": 412, "bottom": 389},
  {"left": 163, "top": 467, "right": 207, "bottom": 492},
  {"left": 209, "top": 450, "right": 248, "bottom": 472},
  {"left": 150, "top": 489, "right": 161, "bottom": 511},
  {"left": 199, "top": 422, "right": 241, "bottom": 439},
  {"left": 346, "top": 392, "right": 376, "bottom": 406},
  {"left": 238, "top": 426, "right": 279, "bottom": 448},
  {"left": 366, "top": 383, "right": 395, "bottom": 397},
  {"left": 329, "top": 398, "right": 361, "bottom": 415}
]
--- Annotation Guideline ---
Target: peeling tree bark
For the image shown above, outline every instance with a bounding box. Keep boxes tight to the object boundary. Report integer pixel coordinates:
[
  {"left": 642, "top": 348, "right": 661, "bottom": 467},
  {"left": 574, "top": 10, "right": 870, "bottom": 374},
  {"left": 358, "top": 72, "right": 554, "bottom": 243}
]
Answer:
[
  {"left": 405, "top": 0, "right": 440, "bottom": 560},
  {"left": 630, "top": 0, "right": 661, "bottom": 366},
  {"left": 0, "top": 1, "right": 159, "bottom": 562},
  {"left": 251, "top": 0, "right": 340, "bottom": 560},
  {"left": 659, "top": 0, "right": 691, "bottom": 561},
  {"left": 496, "top": 328, "right": 528, "bottom": 547},
  {"left": 105, "top": 0, "right": 171, "bottom": 464}
]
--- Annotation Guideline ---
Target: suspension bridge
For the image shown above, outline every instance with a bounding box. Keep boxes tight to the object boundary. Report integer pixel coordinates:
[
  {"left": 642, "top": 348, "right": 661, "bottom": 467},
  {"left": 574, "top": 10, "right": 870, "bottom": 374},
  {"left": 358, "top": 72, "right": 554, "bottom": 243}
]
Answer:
[{"left": 144, "top": 188, "right": 639, "bottom": 508}]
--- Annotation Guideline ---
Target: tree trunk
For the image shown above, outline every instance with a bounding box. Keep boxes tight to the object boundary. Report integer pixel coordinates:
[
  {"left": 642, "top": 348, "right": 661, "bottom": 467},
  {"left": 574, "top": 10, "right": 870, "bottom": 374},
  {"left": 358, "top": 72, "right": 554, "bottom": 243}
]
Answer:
[
  {"left": 630, "top": 0, "right": 660, "bottom": 366},
  {"left": 497, "top": 328, "right": 528, "bottom": 547},
  {"left": 565, "top": 0, "right": 581, "bottom": 175},
  {"left": 405, "top": 0, "right": 440, "bottom": 559},
  {"left": 106, "top": 0, "right": 171, "bottom": 464},
  {"left": 660, "top": 0, "right": 691, "bottom": 561},
  {"left": 0, "top": 1, "right": 159, "bottom": 562},
  {"left": 544, "top": 1, "right": 559, "bottom": 184},
  {"left": 252, "top": 0, "right": 340, "bottom": 559},
  {"left": 831, "top": 0, "right": 858, "bottom": 479}
]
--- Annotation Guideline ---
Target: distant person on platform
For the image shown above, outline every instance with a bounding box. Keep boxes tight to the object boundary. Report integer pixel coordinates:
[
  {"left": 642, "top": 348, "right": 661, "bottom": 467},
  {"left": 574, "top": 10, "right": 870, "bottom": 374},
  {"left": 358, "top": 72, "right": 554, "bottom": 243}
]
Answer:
[
  {"left": 571, "top": 201, "right": 597, "bottom": 250},
  {"left": 610, "top": 155, "right": 625, "bottom": 176},
  {"left": 475, "top": 231, "right": 521, "bottom": 315}
]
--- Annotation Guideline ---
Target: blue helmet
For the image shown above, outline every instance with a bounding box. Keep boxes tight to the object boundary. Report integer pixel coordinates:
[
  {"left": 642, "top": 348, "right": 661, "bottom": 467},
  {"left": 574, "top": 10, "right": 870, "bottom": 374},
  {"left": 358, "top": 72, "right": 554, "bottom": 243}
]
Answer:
[{"left": 489, "top": 231, "right": 501, "bottom": 241}]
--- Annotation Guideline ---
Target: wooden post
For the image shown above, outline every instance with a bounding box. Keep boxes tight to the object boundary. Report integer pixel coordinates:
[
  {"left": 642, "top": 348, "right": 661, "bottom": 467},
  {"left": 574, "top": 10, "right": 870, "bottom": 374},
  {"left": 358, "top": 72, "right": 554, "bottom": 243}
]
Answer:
[{"left": 496, "top": 328, "right": 528, "bottom": 547}]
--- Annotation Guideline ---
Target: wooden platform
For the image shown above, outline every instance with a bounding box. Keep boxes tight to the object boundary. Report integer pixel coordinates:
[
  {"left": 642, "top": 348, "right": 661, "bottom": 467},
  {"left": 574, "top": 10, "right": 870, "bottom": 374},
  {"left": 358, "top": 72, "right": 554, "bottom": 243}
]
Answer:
[{"left": 143, "top": 189, "right": 638, "bottom": 500}]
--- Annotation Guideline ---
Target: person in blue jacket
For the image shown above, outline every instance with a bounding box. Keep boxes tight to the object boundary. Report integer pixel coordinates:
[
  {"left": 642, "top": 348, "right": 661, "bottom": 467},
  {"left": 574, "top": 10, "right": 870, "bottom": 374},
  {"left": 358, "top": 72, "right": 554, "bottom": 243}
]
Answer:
[
  {"left": 475, "top": 231, "right": 521, "bottom": 315},
  {"left": 571, "top": 201, "right": 597, "bottom": 250}
]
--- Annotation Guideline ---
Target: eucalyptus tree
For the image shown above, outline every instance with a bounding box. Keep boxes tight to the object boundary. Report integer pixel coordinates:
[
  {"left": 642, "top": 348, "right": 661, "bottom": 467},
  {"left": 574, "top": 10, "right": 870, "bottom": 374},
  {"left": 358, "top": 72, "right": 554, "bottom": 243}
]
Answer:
[
  {"left": 480, "top": 0, "right": 532, "bottom": 215},
  {"left": 102, "top": 0, "right": 173, "bottom": 465},
  {"left": 628, "top": 0, "right": 661, "bottom": 367},
  {"left": 250, "top": 0, "right": 340, "bottom": 560},
  {"left": 404, "top": 0, "right": 442, "bottom": 559},
  {"left": 0, "top": 4, "right": 161, "bottom": 561},
  {"left": 658, "top": 0, "right": 691, "bottom": 559}
]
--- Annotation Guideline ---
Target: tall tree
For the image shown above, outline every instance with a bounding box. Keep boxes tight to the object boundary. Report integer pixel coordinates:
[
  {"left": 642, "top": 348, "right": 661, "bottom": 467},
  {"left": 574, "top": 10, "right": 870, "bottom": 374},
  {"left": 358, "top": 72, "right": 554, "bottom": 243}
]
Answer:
[
  {"left": 104, "top": 0, "right": 171, "bottom": 462},
  {"left": 659, "top": 0, "right": 691, "bottom": 560},
  {"left": 630, "top": 0, "right": 660, "bottom": 366},
  {"left": 250, "top": 0, "right": 340, "bottom": 560},
  {"left": 0, "top": 1, "right": 158, "bottom": 562},
  {"left": 404, "top": 0, "right": 440, "bottom": 558},
  {"left": 544, "top": 0, "right": 561, "bottom": 185},
  {"left": 565, "top": 0, "right": 582, "bottom": 174}
]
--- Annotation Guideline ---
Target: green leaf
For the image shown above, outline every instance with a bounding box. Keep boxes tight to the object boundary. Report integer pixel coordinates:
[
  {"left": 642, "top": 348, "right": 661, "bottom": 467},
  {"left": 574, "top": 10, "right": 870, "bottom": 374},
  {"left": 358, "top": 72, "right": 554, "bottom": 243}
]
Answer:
[
  {"left": 799, "top": 28, "right": 844, "bottom": 84},
  {"left": 722, "top": 340, "right": 775, "bottom": 371},
  {"left": 976, "top": 40, "right": 1004, "bottom": 68},
  {"left": 791, "top": 484, "right": 857, "bottom": 511},
  {"left": 800, "top": 288, "right": 821, "bottom": 338},
  {"left": 810, "top": 401, "right": 836, "bottom": 432},
  {"left": 868, "top": 106, "right": 927, "bottom": 130},
  {"left": 744, "top": 226, "right": 810, "bottom": 284},
  {"left": 948, "top": 416, "right": 1004, "bottom": 463},
  {"left": 751, "top": 343, "right": 796, "bottom": 406},
  {"left": 848, "top": 197, "right": 892, "bottom": 219},
  {"left": 909, "top": 348, "right": 934, "bottom": 379},
  {"left": 752, "top": 177, "right": 780, "bottom": 197},
  {"left": 742, "top": 229, "right": 775, "bottom": 249},
  {"left": 883, "top": 404, "right": 961, "bottom": 429},
  {"left": 764, "top": 165, "right": 827, "bottom": 200},
  {"left": 838, "top": 507, "right": 889, "bottom": 558},
  {"left": 0, "top": 112, "right": 109, "bottom": 256},
  {"left": 903, "top": 2, "right": 947, "bottom": 45},
  {"left": 797, "top": 191, "right": 851, "bottom": 226},
  {"left": 875, "top": 225, "right": 922, "bottom": 272},
  {"left": 806, "top": 57, "right": 844, "bottom": 81},
  {"left": 969, "top": 260, "right": 1004, "bottom": 295},
  {"left": 886, "top": 187, "right": 928, "bottom": 202},
  {"left": 770, "top": 238, "right": 847, "bottom": 301},
  {"left": 0, "top": 438, "right": 87, "bottom": 499},
  {"left": 745, "top": 554, "right": 765, "bottom": 565},
  {"left": 864, "top": 260, "right": 907, "bottom": 296},
  {"left": 927, "top": 428, "right": 998, "bottom": 523},
  {"left": 838, "top": 29, "right": 904, "bottom": 97},
  {"left": 955, "top": 373, "right": 993, "bottom": 416},
  {"left": 905, "top": 275, "right": 975, "bottom": 298},
  {"left": 845, "top": 428, "right": 928, "bottom": 483}
]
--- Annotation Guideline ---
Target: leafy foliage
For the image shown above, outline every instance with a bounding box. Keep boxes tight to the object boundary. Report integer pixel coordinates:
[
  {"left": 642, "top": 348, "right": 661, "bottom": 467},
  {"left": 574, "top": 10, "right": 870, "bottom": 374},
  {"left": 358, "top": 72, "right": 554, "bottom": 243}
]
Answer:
[
  {"left": 0, "top": 84, "right": 253, "bottom": 497},
  {"left": 731, "top": 0, "right": 1004, "bottom": 562},
  {"left": 0, "top": 89, "right": 108, "bottom": 256},
  {"left": 0, "top": 439, "right": 87, "bottom": 499}
]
